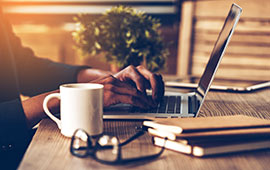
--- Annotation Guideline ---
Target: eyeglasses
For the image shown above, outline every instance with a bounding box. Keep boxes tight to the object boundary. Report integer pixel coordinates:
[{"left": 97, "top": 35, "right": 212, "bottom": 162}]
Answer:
[{"left": 70, "top": 127, "right": 167, "bottom": 165}]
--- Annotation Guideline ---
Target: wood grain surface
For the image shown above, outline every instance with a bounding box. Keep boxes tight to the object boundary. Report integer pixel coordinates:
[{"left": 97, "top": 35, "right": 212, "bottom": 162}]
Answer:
[{"left": 19, "top": 89, "right": 270, "bottom": 170}]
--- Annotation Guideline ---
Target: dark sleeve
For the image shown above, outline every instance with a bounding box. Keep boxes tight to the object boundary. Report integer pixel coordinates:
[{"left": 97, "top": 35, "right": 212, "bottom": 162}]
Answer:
[
  {"left": 6, "top": 20, "right": 89, "bottom": 96},
  {"left": 0, "top": 99, "right": 31, "bottom": 169},
  {"left": 0, "top": 9, "right": 31, "bottom": 168}
]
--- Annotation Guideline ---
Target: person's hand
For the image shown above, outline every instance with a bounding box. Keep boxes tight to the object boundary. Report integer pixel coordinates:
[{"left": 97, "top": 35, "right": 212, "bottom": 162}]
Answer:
[
  {"left": 77, "top": 65, "right": 164, "bottom": 108},
  {"left": 90, "top": 75, "right": 156, "bottom": 109},
  {"left": 114, "top": 65, "right": 164, "bottom": 103}
]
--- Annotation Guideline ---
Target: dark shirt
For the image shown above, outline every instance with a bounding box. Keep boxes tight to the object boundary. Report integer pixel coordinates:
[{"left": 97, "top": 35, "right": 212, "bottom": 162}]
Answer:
[{"left": 0, "top": 8, "right": 86, "bottom": 169}]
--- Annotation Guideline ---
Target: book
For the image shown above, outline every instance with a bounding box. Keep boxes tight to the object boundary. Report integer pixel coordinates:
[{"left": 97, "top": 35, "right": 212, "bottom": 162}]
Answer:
[
  {"left": 153, "top": 136, "right": 270, "bottom": 157},
  {"left": 143, "top": 115, "right": 270, "bottom": 134},
  {"left": 147, "top": 126, "right": 270, "bottom": 139},
  {"left": 146, "top": 115, "right": 270, "bottom": 156}
]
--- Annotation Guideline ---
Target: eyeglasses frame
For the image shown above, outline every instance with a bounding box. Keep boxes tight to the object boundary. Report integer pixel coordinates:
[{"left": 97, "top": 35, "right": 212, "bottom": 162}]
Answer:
[{"left": 70, "top": 127, "right": 167, "bottom": 165}]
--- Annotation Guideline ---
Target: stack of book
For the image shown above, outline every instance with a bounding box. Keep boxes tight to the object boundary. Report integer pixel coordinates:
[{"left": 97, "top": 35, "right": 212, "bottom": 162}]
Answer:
[{"left": 143, "top": 115, "right": 270, "bottom": 157}]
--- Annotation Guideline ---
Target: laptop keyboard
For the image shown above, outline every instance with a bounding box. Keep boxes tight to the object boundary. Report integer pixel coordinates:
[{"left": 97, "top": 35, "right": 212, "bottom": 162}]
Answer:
[
  {"left": 104, "top": 95, "right": 199, "bottom": 115},
  {"left": 132, "top": 96, "right": 182, "bottom": 114},
  {"left": 132, "top": 95, "right": 199, "bottom": 114}
]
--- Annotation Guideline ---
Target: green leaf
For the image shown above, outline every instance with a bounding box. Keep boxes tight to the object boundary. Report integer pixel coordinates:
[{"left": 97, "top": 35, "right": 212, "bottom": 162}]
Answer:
[
  {"left": 95, "top": 42, "right": 101, "bottom": 49},
  {"left": 145, "top": 30, "right": 150, "bottom": 38},
  {"left": 94, "top": 27, "right": 100, "bottom": 36},
  {"left": 126, "top": 31, "right": 131, "bottom": 37},
  {"left": 91, "top": 50, "right": 96, "bottom": 55}
]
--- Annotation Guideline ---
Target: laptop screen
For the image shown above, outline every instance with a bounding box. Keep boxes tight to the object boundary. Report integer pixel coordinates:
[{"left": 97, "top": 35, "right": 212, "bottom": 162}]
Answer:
[{"left": 196, "top": 4, "right": 242, "bottom": 99}]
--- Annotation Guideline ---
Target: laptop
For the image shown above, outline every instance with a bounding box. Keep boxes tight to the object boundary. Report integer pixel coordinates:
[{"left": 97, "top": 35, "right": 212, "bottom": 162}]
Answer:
[{"left": 104, "top": 4, "right": 242, "bottom": 119}]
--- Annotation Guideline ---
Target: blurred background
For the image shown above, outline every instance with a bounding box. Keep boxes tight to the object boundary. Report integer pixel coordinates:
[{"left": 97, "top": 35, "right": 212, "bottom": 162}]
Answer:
[{"left": 2, "top": 0, "right": 270, "bottom": 86}]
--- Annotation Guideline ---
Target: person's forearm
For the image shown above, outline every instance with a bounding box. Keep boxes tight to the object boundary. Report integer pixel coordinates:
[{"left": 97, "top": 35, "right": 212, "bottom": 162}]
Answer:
[
  {"left": 77, "top": 68, "right": 112, "bottom": 83},
  {"left": 22, "top": 90, "right": 60, "bottom": 129},
  {"left": 22, "top": 68, "right": 111, "bottom": 129}
]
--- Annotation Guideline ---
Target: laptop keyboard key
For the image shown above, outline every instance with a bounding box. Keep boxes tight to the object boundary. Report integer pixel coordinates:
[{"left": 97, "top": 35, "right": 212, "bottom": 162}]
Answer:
[
  {"left": 157, "top": 96, "right": 168, "bottom": 113},
  {"left": 176, "top": 96, "right": 181, "bottom": 113},
  {"left": 167, "top": 96, "right": 176, "bottom": 113},
  {"left": 188, "top": 95, "right": 197, "bottom": 113}
]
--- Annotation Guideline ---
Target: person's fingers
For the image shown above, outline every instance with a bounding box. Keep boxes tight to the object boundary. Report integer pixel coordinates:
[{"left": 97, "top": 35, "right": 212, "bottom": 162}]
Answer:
[
  {"left": 114, "top": 65, "right": 150, "bottom": 94},
  {"left": 90, "top": 75, "right": 115, "bottom": 84},
  {"left": 103, "top": 83, "right": 137, "bottom": 97},
  {"left": 136, "top": 66, "right": 164, "bottom": 102},
  {"left": 97, "top": 75, "right": 142, "bottom": 96},
  {"left": 103, "top": 89, "right": 153, "bottom": 109},
  {"left": 153, "top": 74, "right": 164, "bottom": 102},
  {"left": 104, "top": 80, "right": 156, "bottom": 108},
  {"left": 91, "top": 75, "right": 155, "bottom": 108}
]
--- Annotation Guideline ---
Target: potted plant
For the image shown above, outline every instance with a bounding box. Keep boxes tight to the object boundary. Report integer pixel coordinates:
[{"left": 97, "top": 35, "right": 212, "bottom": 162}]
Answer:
[{"left": 72, "top": 6, "right": 169, "bottom": 72}]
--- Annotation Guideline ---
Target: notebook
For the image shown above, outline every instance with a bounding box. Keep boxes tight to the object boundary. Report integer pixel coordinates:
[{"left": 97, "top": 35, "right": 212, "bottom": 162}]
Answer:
[
  {"left": 144, "top": 115, "right": 270, "bottom": 140},
  {"left": 104, "top": 4, "right": 242, "bottom": 119},
  {"left": 143, "top": 115, "right": 270, "bottom": 134},
  {"left": 147, "top": 115, "right": 270, "bottom": 156},
  {"left": 153, "top": 136, "right": 270, "bottom": 157}
]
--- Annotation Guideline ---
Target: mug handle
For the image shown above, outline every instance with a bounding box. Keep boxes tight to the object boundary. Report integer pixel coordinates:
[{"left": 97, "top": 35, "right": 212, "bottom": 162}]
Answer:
[{"left": 43, "top": 93, "right": 62, "bottom": 129}]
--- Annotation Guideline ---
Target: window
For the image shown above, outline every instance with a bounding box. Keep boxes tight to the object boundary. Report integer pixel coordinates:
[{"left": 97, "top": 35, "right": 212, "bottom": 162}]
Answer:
[{"left": 2, "top": 0, "right": 180, "bottom": 74}]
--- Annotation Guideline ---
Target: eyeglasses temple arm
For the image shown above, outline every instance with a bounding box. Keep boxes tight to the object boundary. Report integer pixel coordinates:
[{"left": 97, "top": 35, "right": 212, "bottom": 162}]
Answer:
[
  {"left": 120, "top": 146, "right": 165, "bottom": 164},
  {"left": 119, "top": 130, "right": 145, "bottom": 147}
]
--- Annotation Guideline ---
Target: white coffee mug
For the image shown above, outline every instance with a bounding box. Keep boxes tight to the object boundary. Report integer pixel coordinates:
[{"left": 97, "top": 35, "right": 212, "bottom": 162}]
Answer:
[{"left": 43, "top": 83, "right": 104, "bottom": 137}]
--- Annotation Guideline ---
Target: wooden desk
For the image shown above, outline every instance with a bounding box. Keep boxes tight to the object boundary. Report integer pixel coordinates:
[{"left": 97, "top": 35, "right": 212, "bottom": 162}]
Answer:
[{"left": 19, "top": 89, "right": 270, "bottom": 170}]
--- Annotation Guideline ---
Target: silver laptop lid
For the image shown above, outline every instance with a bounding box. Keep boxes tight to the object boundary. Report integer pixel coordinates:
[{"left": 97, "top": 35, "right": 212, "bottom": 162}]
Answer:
[{"left": 194, "top": 4, "right": 242, "bottom": 116}]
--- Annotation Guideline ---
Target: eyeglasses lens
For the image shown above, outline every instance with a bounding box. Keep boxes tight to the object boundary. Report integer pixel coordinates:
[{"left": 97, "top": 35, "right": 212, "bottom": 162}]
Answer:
[
  {"left": 72, "top": 130, "right": 89, "bottom": 157},
  {"left": 95, "top": 135, "right": 119, "bottom": 162}
]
